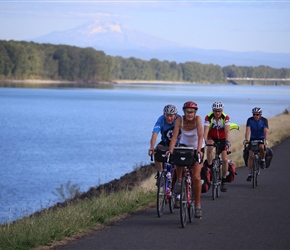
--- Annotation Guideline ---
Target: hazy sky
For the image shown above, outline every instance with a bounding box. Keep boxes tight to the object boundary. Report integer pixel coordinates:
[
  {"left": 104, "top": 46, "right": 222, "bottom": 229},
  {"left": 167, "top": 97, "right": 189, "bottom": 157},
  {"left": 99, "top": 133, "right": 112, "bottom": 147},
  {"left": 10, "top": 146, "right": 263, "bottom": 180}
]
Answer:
[{"left": 1, "top": 0, "right": 290, "bottom": 53}]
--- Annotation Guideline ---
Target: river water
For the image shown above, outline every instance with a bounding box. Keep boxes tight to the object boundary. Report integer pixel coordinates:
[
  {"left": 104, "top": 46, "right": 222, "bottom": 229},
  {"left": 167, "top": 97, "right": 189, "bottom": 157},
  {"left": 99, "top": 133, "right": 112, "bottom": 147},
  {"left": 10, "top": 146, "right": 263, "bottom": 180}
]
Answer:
[{"left": 0, "top": 83, "right": 289, "bottom": 223}]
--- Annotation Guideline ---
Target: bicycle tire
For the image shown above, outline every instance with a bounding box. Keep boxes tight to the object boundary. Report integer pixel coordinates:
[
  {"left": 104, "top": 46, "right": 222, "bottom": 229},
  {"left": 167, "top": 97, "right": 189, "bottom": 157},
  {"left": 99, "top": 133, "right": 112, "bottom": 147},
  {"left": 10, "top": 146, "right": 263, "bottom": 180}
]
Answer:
[
  {"left": 188, "top": 182, "right": 194, "bottom": 223},
  {"left": 157, "top": 173, "right": 166, "bottom": 217},
  {"left": 252, "top": 156, "right": 258, "bottom": 188},
  {"left": 216, "top": 168, "right": 220, "bottom": 198},
  {"left": 211, "top": 164, "right": 218, "bottom": 200},
  {"left": 168, "top": 166, "right": 175, "bottom": 213},
  {"left": 169, "top": 196, "right": 174, "bottom": 213},
  {"left": 180, "top": 175, "right": 188, "bottom": 228},
  {"left": 255, "top": 159, "right": 259, "bottom": 187}
]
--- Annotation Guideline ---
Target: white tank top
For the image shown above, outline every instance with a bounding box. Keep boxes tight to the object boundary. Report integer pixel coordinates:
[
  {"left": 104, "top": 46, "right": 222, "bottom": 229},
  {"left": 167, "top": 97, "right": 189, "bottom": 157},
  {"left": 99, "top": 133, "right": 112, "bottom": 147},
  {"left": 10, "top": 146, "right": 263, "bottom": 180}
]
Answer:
[{"left": 179, "top": 117, "right": 205, "bottom": 149}]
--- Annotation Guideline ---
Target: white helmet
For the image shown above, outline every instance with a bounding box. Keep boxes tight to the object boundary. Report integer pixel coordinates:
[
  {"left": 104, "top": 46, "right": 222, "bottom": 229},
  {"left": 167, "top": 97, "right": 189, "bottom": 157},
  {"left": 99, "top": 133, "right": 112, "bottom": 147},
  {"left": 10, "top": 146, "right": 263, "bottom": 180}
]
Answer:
[
  {"left": 212, "top": 101, "right": 224, "bottom": 111},
  {"left": 163, "top": 104, "right": 178, "bottom": 115}
]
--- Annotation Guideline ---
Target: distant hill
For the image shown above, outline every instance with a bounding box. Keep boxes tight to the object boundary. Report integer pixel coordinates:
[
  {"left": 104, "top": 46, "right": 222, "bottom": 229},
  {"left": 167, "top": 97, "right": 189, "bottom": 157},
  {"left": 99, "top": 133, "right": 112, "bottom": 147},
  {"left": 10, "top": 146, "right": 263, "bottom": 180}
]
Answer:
[{"left": 32, "top": 20, "right": 290, "bottom": 68}]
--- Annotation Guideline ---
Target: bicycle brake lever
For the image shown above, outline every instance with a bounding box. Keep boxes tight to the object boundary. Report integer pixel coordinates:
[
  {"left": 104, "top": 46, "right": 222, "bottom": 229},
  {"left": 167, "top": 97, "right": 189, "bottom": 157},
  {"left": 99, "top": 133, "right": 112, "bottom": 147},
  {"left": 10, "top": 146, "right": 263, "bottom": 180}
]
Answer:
[
  {"left": 197, "top": 152, "right": 201, "bottom": 164},
  {"left": 150, "top": 150, "right": 153, "bottom": 161},
  {"left": 167, "top": 152, "right": 171, "bottom": 163}
]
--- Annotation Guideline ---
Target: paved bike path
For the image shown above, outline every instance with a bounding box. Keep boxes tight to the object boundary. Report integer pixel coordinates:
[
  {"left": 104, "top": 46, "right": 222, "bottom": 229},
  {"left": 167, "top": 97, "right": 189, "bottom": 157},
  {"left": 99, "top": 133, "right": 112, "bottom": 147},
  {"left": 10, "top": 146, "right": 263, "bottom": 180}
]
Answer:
[{"left": 58, "top": 137, "right": 290, "bottom": 250}]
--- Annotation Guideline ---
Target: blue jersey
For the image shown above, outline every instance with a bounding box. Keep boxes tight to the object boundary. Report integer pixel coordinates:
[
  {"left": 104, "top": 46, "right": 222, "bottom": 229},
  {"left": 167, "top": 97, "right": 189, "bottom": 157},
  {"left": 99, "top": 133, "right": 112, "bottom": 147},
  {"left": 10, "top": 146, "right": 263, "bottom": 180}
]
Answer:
[
  {"left": 246, "top": 116, "right": 269, "bottom": 140},
  {"left": 152, "top": 114, "right": 181, "bottom": 146}
]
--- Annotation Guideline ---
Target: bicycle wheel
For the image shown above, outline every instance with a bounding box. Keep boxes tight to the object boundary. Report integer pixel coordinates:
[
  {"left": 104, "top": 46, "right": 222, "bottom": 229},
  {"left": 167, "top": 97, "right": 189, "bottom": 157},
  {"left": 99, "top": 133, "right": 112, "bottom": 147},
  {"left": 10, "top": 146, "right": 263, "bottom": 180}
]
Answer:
[
  {"left": 216, "top": 167, "right": 221, "bottom": 198},
  {"left": 180, "top": 176, "right": 188, "bottom": 228},
  {"left": 255, "top": 159, "right": 259, "bottom": 187},
  {"left": 168, "top": 184, "right": 175, "bottom": 213},
  {"left": 252, "top": 157, "right": 257, "bottom": 188},
  {"left": 157, "top": 173, "right": 166, "bottom": 217},
  {"left": 188, "top": 182, "right": 194, "bottom": 223}
]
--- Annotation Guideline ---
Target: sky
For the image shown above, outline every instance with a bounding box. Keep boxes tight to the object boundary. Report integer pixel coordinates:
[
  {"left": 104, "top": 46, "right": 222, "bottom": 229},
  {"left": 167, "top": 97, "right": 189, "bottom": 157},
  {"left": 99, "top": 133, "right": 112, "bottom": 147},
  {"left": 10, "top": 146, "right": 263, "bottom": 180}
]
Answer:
[{"left": 0, "top": 0, "right": 290, "bottom": 53}]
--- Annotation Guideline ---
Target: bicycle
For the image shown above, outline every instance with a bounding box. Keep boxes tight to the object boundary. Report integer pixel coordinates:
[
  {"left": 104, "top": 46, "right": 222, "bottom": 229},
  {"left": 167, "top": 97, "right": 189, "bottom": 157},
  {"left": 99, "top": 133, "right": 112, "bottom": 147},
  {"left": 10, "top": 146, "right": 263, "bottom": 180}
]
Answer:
[
  {"left": 172, "top": 147, "right": 200, "bottom": 228},
  {"left": 245, "top": 140, "right": 264, "bottom": 188},
  {"left": 206, "top": 142, "right": 231, "bottom": 200},
  {"left": 151, "top": 146, "right": 176, "bottom": 217}
]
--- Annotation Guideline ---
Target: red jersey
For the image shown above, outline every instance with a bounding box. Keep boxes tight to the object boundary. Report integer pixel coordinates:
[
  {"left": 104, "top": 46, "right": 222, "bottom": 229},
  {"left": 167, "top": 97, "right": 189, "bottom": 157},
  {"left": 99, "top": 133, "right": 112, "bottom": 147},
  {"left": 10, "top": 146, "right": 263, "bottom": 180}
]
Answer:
[{"left": 204, "top": 112, "right": 230, "bottom": 139}]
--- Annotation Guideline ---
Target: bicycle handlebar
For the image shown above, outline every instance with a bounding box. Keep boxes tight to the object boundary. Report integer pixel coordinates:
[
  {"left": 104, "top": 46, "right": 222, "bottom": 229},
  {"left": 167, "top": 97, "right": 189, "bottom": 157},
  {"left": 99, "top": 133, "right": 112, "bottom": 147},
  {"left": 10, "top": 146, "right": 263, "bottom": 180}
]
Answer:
[
  {"left": 149, "top": 150, "right": 154, "bottom": 161},
  {"left": 244, "top": 139, "right": 266, "bottom": 151},
  {"left": 206, "top": 143, "right": 231, "bottom": 155},
  {"left": 149, "top": 150, "right": 171, "bottom": 163}
]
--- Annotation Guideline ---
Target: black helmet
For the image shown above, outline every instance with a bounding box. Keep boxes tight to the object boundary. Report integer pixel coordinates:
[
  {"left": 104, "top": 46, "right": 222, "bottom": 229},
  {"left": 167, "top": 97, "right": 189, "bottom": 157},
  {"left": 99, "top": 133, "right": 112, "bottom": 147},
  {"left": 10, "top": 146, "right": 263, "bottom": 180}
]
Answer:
[{"left": 252, "top": 107, "right": 262, "bottom": 114}]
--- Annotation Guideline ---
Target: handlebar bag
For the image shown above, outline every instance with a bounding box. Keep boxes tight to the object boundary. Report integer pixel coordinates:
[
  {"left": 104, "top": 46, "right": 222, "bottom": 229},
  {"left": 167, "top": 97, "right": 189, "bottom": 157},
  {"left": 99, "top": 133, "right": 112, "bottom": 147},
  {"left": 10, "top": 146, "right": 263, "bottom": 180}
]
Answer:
[
  {"left": 154, "top": 145, "right": 169, "bottom": 163},
  {"left": 172, "top": 147, "right": 195, "bottom": 166}
]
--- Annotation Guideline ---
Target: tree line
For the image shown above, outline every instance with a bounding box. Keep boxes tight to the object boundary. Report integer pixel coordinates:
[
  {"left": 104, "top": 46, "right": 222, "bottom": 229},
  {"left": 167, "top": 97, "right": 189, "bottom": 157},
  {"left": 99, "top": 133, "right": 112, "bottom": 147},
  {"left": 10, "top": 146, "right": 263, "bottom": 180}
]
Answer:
[{"left": 1, "top": 40, "right": 290, "bottom": 84}]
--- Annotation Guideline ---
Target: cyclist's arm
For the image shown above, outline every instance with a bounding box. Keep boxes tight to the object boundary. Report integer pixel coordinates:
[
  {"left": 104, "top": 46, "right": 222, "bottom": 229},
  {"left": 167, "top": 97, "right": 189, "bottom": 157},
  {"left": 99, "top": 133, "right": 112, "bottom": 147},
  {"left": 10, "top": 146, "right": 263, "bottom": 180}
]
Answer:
[
  {"left": 245, "top": 126, "right": 251, "bottom": 141},
  {"left": 196, "top": 116, "right": 203, "bottom": 153},
  {"left": 203, "top": 120, "right": 210, "bottom": 142},
  {"left": 263, "top": 127, "right": 269, "bottom": 141},
  {"left": 244, "top": 117, "right": 251, "bottom": 141},
  {"left": 225, "top": 123, "right": 231, "bottom": 142},
  {"left": 169, "top": 116, "right": 181, "bottom": 154},
  {"left": 150, "top": 132, "right": 158, "bottom": 148}
]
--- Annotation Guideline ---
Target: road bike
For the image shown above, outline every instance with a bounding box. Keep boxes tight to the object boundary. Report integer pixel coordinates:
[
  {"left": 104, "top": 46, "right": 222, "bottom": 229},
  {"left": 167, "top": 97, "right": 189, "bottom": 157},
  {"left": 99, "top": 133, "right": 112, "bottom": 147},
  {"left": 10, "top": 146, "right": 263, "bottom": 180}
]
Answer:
[
  {"left": 246, "top": 140, "right": 264, "bottom": 188},
  {"left": 172, "top": 147, "right": 199, "bottom": 228},
  {"left": 151, "top": 146, "right": 176, "bottom": 217},
  {"left": 206, "top": 142, "right": 231, "bottom": 200}
]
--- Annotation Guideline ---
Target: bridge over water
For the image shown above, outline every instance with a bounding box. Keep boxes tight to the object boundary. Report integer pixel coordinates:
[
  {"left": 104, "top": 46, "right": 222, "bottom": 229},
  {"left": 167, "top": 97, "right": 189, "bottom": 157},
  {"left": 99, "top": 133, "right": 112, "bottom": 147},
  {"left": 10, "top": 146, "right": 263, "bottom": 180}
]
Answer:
[{"left": 226, "top": 77, "right": 290, "bottom": 85}]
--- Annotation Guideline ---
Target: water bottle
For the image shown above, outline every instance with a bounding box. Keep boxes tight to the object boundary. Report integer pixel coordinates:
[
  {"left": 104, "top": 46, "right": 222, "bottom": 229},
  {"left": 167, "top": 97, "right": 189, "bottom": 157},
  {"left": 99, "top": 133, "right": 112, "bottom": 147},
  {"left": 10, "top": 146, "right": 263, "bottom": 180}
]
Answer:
[
  {"left": 166, "top": 171, "right": 171, "bottom": 180},
  {"left": 163, "top": 163, "right": 168, "bottom": 172},
  {"left": 166, "top": 187, "right": 171, "bottom": 199}
]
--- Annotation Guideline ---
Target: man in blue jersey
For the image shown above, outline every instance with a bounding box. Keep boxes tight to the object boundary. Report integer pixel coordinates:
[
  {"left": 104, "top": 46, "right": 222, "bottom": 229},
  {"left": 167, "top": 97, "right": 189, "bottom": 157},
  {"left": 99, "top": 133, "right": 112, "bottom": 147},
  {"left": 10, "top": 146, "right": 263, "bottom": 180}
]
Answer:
[
  {"left": 244, "top": 107, "right": 269, "bottom": 181},
  {"left": 148, "top": 104, "right": 181, "bottom": 182}
]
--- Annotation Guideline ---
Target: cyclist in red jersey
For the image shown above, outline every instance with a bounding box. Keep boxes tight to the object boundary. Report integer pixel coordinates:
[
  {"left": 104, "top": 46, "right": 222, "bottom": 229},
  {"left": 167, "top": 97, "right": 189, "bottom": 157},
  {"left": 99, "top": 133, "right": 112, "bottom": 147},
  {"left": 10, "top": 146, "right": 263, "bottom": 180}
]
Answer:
[{"left": 204, "top": 101, "right": 231, "bottom": 192}]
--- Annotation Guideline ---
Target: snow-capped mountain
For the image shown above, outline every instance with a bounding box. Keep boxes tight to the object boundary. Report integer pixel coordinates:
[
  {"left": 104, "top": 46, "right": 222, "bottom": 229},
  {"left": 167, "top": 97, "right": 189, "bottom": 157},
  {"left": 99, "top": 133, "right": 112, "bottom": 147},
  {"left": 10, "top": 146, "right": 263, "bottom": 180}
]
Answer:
[{"left": 32, "top": 20, "right": 290, "bottom": 68}]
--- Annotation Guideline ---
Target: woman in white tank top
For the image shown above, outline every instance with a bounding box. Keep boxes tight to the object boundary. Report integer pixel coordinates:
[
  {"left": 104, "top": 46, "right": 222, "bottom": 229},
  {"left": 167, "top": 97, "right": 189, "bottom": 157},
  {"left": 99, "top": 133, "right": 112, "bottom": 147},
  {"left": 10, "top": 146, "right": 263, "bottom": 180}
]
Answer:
[{"left": 168, "top": 101, "right": 205, "bottom": 219}]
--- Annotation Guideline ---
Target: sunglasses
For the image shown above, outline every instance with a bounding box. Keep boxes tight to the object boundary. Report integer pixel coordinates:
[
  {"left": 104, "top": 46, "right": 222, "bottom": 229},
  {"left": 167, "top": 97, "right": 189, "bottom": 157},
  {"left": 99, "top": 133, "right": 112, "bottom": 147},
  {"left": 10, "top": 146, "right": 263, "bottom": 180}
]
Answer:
[
  {"left": 186, "top": 110, "right": 196, "bottom": 114},
  {"left": 253, "top": 114, "right": 260, "bottom": 116}
]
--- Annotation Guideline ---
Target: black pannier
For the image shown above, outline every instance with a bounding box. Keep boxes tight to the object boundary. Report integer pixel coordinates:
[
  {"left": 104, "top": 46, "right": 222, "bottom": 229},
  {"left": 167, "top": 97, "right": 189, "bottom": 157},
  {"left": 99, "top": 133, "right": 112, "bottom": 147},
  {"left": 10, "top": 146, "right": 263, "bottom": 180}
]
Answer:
[{"left": 265, "top": 147, "right": 273, "bottom": 168}]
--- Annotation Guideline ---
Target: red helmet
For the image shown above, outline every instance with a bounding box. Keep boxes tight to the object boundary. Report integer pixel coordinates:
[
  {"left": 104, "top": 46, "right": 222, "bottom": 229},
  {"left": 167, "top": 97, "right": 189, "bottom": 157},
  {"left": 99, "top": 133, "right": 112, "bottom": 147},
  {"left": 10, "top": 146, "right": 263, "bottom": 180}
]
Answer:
[{"left": 183, "top": 101, "right": 198, "bottom": 111}]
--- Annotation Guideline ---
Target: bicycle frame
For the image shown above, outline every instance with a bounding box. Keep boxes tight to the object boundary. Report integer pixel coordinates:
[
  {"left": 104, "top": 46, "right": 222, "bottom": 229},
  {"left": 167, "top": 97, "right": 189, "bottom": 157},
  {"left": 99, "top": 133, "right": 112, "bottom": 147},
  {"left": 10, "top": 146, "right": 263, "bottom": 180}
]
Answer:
[
  {"left": 180, "top": 165, "right": 194, "bottom": 228},
  {"left": 248, "top": 140, "right": 264, "bottom": 188},
  {"left": 156, "top": 162, "right": 175, "bottom": 217},
  {"left": 206, "top": 142, "right": 230, "bottom": 200},
  {"left": 150, "top": 151, "right": 175, "bottom": 217}
]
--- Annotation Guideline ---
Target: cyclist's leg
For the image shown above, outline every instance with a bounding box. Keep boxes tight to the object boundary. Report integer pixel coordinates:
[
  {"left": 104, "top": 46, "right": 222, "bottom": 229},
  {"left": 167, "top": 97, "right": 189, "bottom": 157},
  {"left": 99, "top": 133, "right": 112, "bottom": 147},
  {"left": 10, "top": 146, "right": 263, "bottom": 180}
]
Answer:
[
  {"left": 259, "top": 143, "right": 266, "bottom": 168},
  {"left": 206, "top": 139, "right": 214, "bottom": 166},
  {"left": 221, "top": 150, "right": 229, "bottom": 179},
  {"left": 220, "top": 150, "right": 228, "bottom": 192},
  {"left": 175, "top": 165, "right": 183, "bottom": 194},
  {"left": 154, "top": 142, "right": 167, "bottom": 184},
  {"left": 247, "top": 149, "right": 254, "bottom": 181},
  {"left": 220, "top": 142, "right": 228, "bottom": 192},
  {"left": 191, "top": 161, "right": 203, "bottom": 218}
]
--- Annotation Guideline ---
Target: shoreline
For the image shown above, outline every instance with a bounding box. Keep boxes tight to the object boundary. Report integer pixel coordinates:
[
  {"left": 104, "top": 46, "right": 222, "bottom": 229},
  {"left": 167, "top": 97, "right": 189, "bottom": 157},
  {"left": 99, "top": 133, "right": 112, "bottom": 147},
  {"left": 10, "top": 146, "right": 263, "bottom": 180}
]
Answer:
[{"left": 0, "top": 79, "right": 202, "bottom": 85}]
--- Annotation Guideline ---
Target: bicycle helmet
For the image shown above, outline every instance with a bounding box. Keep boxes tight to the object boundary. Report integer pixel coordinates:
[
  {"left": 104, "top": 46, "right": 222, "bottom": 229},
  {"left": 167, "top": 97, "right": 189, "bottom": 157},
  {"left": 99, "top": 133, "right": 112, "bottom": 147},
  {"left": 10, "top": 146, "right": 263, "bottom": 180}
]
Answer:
[
  {"left": 252, "top": 107, "right": 262, "bottom": 114},
  {"left": 183, "top": 101, "right": 198, "bottom": 111},
  {"left": 163, "top": 104, "right": 178, "bottom": 115},
  {"left": 212, "top": 101, "right": 224, "bottom": 111}
]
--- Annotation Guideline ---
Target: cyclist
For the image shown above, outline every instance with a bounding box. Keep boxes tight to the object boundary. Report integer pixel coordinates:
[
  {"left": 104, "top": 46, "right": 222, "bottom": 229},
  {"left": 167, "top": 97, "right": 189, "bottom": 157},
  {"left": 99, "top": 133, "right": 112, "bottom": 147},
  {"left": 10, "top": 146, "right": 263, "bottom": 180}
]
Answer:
[
  {"left": 168, "top": 101, "right": 205, "bottom": 219},
  {"left": 204, "top": 101, "right": 231, "bottom": 192},
  {"left": 148, "top": 104, "right": 181, "bottom": 185},
  {"left": 243, "top": 107, "right": 269, "bottom": 181}
]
